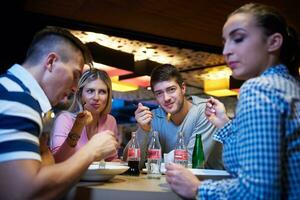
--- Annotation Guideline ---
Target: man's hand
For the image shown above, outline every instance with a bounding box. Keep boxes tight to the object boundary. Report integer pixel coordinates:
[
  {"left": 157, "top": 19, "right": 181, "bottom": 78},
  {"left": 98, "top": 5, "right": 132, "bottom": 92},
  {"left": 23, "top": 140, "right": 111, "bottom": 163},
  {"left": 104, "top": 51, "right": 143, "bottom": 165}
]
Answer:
[
  {"left": 86, "top": 130, "right": 118, "bottom": 161},
  {"left": 134, "top": 103, "right": 153, "bottom": 132}
]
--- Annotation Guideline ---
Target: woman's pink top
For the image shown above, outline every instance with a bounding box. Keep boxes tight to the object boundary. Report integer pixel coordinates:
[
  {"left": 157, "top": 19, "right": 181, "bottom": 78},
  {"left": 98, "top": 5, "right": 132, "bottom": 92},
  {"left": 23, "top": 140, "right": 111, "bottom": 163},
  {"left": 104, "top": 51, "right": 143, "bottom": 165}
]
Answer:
[{"left": 50, "top": 111, "right": 119, "bottom": 162}]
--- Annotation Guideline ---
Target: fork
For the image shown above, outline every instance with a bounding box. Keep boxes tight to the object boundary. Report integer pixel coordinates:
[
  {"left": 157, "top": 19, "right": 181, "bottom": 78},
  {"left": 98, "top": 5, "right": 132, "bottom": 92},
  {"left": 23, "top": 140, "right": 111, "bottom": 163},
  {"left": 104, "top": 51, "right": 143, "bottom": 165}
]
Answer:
[{"left": 98, "top": 159, "right": 106, "bottom": 169}]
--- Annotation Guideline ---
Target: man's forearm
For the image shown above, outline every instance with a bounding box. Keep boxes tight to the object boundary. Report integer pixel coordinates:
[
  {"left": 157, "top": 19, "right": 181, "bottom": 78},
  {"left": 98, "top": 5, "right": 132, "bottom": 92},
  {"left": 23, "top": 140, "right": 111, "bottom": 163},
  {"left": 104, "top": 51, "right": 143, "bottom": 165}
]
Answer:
[{"left": 32, "top": 145, "right": 94, "bottom": 199}]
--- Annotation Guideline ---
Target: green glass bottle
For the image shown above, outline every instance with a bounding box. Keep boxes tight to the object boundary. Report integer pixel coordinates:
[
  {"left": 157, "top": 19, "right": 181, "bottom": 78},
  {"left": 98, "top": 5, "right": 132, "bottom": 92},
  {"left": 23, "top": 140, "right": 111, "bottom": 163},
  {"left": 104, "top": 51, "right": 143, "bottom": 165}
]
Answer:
[{"left": 192, "top": 133, "right": 205, "bottom": 168}]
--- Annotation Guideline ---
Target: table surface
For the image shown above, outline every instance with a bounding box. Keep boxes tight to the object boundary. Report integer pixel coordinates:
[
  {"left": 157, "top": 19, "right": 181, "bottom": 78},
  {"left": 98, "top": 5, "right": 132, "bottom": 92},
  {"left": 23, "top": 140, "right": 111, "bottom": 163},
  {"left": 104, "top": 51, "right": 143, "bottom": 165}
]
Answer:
[{"left": 66, "top": 174, "right": 182, "bottom": 200}]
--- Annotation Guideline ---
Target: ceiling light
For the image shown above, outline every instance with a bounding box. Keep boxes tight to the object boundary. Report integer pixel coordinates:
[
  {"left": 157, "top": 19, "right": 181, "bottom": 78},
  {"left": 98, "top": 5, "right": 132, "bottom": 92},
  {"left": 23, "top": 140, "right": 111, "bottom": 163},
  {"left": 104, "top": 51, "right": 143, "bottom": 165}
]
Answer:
[
  {"left": 86, "top": 42, "right": 135, "bottom": 72},
  {"left": 111, "top": 77, "right": 138, "bottom": 92},
  {"left": 119, "top": 75, "right": 151, "bottom": 87},
  {"left": 93, "top": 62, "right": 132, "bottom": 76},
  {"left": 205, "top": 89, "right": 238, "bottom": 97},
  {"left": 119, "top": 59, "right": 160, "bottom": 88},
  {"left": 195, "top": 65, "right": 242, "bottom": 97},
  {"left": 196, "top": 65, "right": 232, "bottom": 80}
]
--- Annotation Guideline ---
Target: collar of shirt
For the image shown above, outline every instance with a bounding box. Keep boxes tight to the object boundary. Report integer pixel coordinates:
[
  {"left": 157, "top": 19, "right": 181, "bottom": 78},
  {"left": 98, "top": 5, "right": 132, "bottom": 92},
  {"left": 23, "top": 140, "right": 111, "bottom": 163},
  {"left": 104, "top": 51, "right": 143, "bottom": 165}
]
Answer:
[
  {"left": 8, "top": 64, "right": 52, "bottom": 113},
  {"left": 261, "top": 64, "right": 289, "bottom": 78}
]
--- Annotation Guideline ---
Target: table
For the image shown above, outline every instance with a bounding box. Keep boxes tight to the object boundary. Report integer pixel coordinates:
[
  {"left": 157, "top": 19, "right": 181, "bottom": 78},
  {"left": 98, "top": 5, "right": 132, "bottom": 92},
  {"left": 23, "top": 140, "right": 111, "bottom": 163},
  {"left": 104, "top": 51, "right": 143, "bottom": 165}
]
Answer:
[{"left": 65, "top": 174, "right": 182, "bottom": 200}]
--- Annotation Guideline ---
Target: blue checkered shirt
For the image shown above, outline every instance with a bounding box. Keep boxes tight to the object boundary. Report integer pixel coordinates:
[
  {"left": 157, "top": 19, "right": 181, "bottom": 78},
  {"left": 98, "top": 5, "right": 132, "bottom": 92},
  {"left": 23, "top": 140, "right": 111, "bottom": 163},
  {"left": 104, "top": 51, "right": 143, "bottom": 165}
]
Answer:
[{"left": 198, "top": 65, "right": 300, "bottom": 199}]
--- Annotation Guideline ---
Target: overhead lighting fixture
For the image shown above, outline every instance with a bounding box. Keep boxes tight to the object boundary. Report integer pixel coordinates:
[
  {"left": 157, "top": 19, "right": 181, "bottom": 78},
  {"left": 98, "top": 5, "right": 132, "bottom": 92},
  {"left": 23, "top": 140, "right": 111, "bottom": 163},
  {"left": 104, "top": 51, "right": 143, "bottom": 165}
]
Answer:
[
  {"left": 111, "top": 77, "right": 138, "bottom": 92},
  {"left": 86, "top": 42, "right": 135, "bottom": 73},
  {"left": 205, "top": 89, "right": 239, "bottom": 97},
  {"left": 197, "top": 65, "right": 232, "bottom": 80},
  {"left": 93, "top": 62, "right": 132, "bottom": 76},
  {"left": 82, "top": 65, "right": 138, "bottom": 92},
  {"left": 119, "top": 59, "right": 161, "bottom": 87},
  {"left": 196, "top": 65, "right": 240, "bottom": 97},
  {"left": 119, "top": 75, "right": 151, "bottom": 87},
  {"left": 203, "top": 78, "right": 238, "bottom": 97}
]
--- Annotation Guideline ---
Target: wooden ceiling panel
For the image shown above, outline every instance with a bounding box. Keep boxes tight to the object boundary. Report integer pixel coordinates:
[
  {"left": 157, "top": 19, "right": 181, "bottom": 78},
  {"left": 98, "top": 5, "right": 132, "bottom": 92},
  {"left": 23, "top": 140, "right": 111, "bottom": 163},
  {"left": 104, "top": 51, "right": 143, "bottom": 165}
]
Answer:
[{"left": 24, "top": 0, "right": 300, "bottom": 50}]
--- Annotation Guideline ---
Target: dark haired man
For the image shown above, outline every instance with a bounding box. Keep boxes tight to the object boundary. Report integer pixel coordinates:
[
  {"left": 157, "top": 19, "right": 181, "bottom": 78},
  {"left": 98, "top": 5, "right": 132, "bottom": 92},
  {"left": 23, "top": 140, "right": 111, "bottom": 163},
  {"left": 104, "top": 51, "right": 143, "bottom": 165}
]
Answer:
[
  {"left": 131, "top": 64, "right": 223, "bottom": 169},
  {"left": 0, "top": 26, "right": 118, "bottom": 199}
]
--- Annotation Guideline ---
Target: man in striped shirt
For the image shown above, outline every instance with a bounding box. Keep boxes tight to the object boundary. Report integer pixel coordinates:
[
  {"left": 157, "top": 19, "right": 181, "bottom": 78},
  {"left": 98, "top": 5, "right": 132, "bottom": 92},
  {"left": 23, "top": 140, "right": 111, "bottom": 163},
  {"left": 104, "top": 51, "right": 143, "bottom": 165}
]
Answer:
[{"left": 0, "top": 26, "right": 118, "bottom": 200}]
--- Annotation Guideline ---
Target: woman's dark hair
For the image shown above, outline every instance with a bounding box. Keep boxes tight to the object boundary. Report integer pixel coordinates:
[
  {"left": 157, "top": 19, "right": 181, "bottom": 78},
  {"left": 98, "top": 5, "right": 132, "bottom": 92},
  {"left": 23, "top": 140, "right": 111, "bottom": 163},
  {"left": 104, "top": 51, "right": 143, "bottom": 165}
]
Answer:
[
  {"left": 230, "top": 3, "right": 300, "bottom": 78},
  {"left": 150, "top": 64, "right": 184, "bottom": 91}
]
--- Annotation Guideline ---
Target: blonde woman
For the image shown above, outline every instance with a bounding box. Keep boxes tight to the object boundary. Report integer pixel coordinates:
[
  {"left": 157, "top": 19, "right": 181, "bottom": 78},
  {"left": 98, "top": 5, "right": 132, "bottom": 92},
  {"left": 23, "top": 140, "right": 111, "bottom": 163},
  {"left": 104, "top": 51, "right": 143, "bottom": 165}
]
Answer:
[{"left": 50, "top": 68, "right": 119, "bottom": 162}]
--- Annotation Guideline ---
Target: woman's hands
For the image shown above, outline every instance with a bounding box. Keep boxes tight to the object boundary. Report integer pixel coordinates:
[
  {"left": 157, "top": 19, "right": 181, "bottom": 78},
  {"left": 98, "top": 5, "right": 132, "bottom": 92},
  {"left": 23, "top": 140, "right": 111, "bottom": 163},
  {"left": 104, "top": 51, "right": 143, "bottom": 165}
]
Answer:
[
  {"left": 205, "top": 97, "right": 230, "bottom": 128},
  {"left": 67, "top": 110, "right": 93, "bottom": 148},
  {"left": 165, "top": 163, "right": 200, "bottom": 199},
  {"left": 75, "top": 110, "right": 93, "bottom": 127}
]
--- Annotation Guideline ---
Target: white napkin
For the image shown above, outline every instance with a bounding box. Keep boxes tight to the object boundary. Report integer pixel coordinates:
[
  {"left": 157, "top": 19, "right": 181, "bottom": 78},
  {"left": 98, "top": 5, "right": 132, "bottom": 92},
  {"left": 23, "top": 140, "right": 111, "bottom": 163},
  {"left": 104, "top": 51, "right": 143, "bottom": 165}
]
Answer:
[{"left": 164, "top": 150, "right": 174, "bottom": 164}]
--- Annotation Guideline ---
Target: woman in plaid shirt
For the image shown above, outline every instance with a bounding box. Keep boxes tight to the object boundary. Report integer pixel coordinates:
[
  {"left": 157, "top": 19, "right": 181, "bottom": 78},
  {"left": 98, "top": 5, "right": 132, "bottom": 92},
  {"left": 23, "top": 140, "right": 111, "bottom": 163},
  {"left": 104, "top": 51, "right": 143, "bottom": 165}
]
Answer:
[{"left": 166, "top": 3, "right": 300, "bottom": 200}]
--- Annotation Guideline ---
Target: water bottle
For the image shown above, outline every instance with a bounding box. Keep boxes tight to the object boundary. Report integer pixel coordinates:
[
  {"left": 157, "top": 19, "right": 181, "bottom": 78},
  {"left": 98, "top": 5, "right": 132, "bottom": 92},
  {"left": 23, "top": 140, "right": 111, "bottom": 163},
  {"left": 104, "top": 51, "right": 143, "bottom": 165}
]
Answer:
[
  {"left": 174, "top": 131, "right": 188, "bottom": 167},
  {"left": 147, "top": 130, "right": 162, "bottom": 179},
  {"left": 192, "top": 133, "right": 205, "bottom": 168},
  {"left": 127, "top": 131, "right": 140, "bottom": 176}
]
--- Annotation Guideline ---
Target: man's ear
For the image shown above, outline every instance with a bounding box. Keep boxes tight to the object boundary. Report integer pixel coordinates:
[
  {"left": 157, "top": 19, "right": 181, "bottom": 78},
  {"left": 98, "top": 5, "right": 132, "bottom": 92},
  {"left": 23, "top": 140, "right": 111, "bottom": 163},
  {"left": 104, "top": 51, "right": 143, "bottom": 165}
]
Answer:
[
  {"left": 45, "top": 52, "right": 58, "bottom": 72},
  {"left": 267, "top": 33, "right": 283, "bottom": 52},
  {"left": 181, "top": 82, "right": 186, "bottom": 94}
]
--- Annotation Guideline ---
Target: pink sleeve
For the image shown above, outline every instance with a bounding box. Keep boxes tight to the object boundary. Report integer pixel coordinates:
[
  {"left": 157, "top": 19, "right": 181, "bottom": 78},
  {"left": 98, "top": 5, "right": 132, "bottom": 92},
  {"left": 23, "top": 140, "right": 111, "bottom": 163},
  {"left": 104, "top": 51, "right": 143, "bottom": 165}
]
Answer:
[
  {"left": 50, "top": 112, "right": 75, "bottom": 153},
  {"left": 103, "top": 115, "right": 119, "bottom": 161},
  {"left": 111, "top": 116, "right": 119, "bottom": 142}
]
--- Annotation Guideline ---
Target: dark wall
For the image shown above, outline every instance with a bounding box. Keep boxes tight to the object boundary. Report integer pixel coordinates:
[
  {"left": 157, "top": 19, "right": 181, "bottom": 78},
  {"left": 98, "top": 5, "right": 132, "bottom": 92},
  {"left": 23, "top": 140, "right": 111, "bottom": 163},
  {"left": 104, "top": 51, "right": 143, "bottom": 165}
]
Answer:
[{"left": 0, "top": 1, "right": 46, "bottom": 74}]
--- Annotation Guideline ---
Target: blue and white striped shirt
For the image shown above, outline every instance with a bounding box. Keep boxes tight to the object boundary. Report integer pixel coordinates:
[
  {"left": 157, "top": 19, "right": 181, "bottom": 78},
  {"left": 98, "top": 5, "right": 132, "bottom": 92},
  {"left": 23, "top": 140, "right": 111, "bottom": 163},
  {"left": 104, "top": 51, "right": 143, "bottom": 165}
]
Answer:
[
  {"left": 0, "top": 64, "right": 51, "bottom": 163},
  {"left": 199, "top": 65, "right": 300, "bottom": 199}
]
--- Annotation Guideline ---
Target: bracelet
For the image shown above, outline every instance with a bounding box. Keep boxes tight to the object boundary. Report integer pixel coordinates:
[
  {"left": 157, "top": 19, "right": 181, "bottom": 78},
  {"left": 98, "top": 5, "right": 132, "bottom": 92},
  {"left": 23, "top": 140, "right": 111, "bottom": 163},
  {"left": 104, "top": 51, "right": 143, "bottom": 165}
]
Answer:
[{"left": 67, "top": 132, "right": 80, "bottom": 147}]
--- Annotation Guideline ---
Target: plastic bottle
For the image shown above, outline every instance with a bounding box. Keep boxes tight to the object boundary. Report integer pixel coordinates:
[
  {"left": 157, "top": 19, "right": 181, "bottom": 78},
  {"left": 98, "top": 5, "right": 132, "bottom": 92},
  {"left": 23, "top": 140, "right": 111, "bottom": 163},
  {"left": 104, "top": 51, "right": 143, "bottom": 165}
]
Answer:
[
  {"left": 174, "top": 131, "right": 188, "bottom": 167},
  {"left": 147, "top": 130, "right": 162, "bottom": 179},
  {"left": 192, "top": 133, "right": 205, "bottom": 169},
  {"left": 127, "top": 131, "right": 140, "bottom": 176}
]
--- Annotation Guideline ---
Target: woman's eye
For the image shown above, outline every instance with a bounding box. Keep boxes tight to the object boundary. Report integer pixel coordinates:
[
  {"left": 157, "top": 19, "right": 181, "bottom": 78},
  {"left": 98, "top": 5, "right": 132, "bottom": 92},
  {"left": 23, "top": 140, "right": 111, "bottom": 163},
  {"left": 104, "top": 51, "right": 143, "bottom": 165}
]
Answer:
[{"left": 234, "top": 37, "right": 244, "bottom": 43}]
